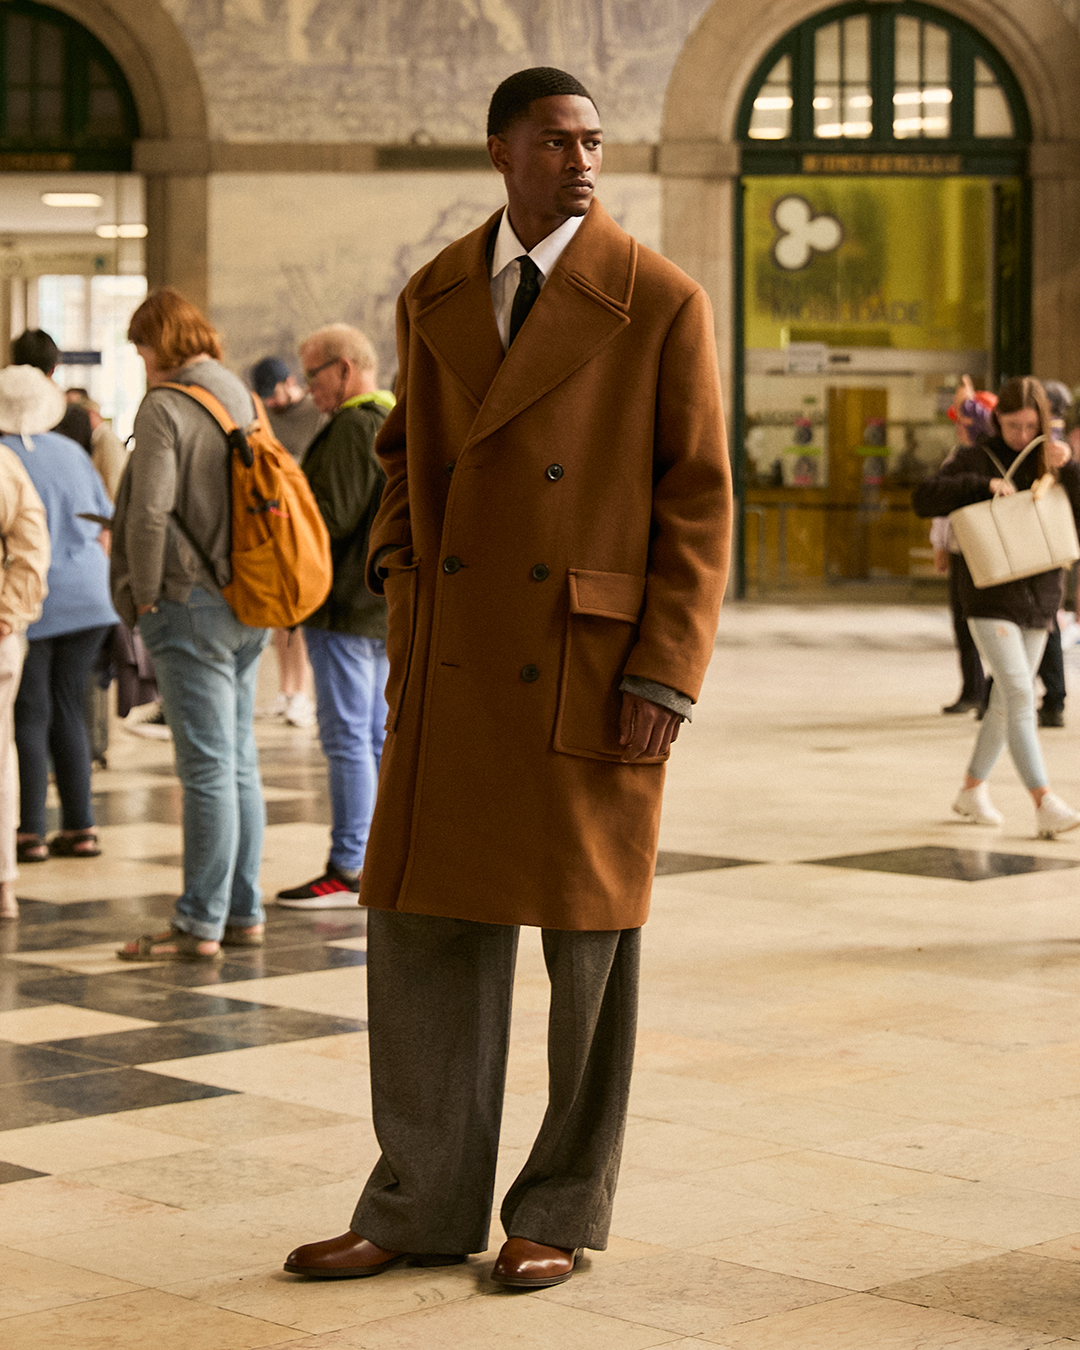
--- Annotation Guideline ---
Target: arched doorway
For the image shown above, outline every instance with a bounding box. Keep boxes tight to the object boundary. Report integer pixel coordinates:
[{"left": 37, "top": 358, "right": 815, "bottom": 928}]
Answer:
[
  {"left": 1, "top": 0, "right": 209, "bottom": 429},
  {"left": 737, "top": 1, "right": 1028, "bottom": 595},
  {"left": 660, "top": 0, "right": 1080, "bottom": 599}
]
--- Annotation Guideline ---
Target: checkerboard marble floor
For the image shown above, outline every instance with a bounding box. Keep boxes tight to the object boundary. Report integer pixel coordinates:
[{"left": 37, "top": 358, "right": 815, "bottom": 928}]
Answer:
[{"left": 6, "top": 606, "right": 1080, "bottom": 1348}]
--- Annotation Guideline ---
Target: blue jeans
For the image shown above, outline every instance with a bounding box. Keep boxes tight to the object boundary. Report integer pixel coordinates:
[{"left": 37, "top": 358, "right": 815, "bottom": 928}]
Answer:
[
  {"left": 967, "top": 617, "right": 1048, "bottom": 791},
  {"left": 303, "top": 627, "right": 388, "bottom": 872},
  {"left": 138, "top": 590, "right": 269, "bottom": 940}
]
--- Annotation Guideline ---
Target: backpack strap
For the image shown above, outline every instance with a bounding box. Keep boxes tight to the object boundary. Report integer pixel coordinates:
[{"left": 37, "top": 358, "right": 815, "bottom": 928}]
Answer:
[{"left": 155, "top": 381, "right": 254, "bottom": 467}]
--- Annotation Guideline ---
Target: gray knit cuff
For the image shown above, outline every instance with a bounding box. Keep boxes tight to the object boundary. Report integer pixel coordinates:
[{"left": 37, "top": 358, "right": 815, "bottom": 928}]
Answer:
[{"left": 618, "top": 675, "right": 692, "bottom": 723}]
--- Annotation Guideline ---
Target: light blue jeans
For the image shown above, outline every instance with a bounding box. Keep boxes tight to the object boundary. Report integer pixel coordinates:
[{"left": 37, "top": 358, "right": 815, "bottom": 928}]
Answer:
[
  {"left": 138, "top": 589, "right": 269, "bottom": 940},
  {"left": 303, "top": 627, "right": 388, "bottom": 872},
  {"left": 967, "top": 617, "right": 1049, "bottom": 791}
]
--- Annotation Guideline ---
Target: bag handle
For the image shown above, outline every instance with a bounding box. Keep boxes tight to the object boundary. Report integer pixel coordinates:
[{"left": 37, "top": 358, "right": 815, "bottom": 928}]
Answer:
[{"left": 1000, "top": 434, "right": 1047, "bottom": 485}]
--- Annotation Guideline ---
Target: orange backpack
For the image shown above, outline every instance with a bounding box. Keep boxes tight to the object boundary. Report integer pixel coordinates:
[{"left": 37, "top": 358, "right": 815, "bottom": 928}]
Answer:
[{"left": 161, "top": 382, "right": 332, "bottom": 629}]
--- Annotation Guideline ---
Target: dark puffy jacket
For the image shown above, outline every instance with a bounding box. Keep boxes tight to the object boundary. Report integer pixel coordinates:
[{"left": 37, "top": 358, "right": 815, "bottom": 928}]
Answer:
[{"left": 912, "top": 436, "right": 1080, "bottom": 630}]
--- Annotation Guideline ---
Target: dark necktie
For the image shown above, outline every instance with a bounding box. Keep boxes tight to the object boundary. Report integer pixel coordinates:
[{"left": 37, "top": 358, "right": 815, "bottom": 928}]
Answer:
[{"left": 508, "top": 256, "right": 542, "bottom": 347}]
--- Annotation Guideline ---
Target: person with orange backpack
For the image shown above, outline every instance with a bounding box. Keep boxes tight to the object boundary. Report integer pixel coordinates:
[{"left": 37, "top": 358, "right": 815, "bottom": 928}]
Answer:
[
  {"left": 276, "top": 325, "right": 394, "bottom": 909},
  {"left": 111, "top": 288, "right": 330, "bottom": 962}
]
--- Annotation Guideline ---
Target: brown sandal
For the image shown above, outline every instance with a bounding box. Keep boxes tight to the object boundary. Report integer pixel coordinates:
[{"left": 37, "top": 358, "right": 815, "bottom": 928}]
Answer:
[
  {"left": 49, "top": 831, "right": 101, "bottom": 858},
  {"left": 117, "top": 927, "right": 223, "bottom": 963},
  {"left": 222, "top": 924, "right": 265, "bottom": 947},
  {"left": 16, "top": 835, "right": 48, "bottom": 863}
]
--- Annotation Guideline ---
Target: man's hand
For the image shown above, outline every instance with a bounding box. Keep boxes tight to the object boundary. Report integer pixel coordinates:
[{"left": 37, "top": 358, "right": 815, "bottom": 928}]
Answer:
[{"left": 618, "top": 692, "right": 681, "bottom": 762}]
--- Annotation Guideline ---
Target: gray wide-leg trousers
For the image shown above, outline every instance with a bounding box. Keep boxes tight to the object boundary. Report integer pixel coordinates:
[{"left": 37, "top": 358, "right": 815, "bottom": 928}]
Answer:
[{"left": 351, "top": 909, "right": 640, "bottom": 1255}]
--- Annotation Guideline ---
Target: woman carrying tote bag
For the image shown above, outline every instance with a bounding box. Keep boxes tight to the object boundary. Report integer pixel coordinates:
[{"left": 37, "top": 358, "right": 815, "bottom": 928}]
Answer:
[{"left": 913, "top": 376, "right": 1080, "bottom": 837}]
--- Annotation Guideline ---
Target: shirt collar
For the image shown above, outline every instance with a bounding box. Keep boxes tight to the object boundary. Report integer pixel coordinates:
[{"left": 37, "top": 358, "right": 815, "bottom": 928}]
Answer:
[{"left": 490, "top": 208, "right": 586, "bottom": 282}]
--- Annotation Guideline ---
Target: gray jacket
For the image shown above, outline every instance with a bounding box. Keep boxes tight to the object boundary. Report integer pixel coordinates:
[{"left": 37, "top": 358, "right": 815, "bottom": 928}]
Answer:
[{"left": 111, "top": 359, "right": 254, "bottom": 628}]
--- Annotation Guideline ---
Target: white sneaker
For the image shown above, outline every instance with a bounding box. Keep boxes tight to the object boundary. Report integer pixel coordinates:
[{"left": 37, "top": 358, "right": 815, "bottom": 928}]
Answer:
[
  {"left": 1036, "top": 792, "right": 1080, "bottom": 838},
  {"left": 285, "top": 692, "right": 317, "bottom": 729},
  {"left": 952, "top": 783, "right": 1003, "bottom": 826},
  {"left": 256, "top": 693, "right": 290, "bottom": 721}
]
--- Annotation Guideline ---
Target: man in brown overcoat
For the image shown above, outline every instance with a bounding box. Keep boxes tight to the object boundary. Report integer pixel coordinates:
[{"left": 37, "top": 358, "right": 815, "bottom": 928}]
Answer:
[{"left": 286, "top": 66, "right": 732, "bottom": 1290}]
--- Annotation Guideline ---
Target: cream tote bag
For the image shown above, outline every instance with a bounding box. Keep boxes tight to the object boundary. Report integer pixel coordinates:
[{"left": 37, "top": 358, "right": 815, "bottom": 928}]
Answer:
[{"left": 949, "top": 436, "right": 1080, "bottom": 589}]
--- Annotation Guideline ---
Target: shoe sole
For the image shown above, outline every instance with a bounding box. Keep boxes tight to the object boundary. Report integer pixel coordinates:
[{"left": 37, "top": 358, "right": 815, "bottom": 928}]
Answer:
[
  {"left": 275, "top": 896, "right": 360, "bottom": 909},
  {"left": 492, "top": 1251, "right": 582, "bottom": 1290},
  {"left": 284, "top": 1253, "right": 465, "bottom": 1279},
  {"left": 1039, "top": 820, "right": 1080, "bottom": 839},
  {"left": 952, "top": 805, "right": 1002, "bottom": 827}
]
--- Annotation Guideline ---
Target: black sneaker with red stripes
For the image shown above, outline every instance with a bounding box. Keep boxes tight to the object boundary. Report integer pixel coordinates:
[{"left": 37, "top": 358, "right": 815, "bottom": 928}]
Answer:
[{"left": 276, "top": 865, "right": 362, "bottom": 909}]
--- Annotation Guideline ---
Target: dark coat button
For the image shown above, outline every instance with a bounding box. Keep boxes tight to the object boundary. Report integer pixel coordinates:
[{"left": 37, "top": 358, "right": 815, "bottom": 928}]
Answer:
[
  {"left": 545, "top": 463, "right": 564, "bottom": 481},
  {"left": 531, "top": 563, "right": 550, "bottom": 581},
  {"left": 442, "top": 556, "right": 462, "bottom": 574},
  {"left": 445, "top": 461, "right": 455, "bottom": 476},
  {"left": 520, "top": 664, "right": 540, "bottom": 682}
]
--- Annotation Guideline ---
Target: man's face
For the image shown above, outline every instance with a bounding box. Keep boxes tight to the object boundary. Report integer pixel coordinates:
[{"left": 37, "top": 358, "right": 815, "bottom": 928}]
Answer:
[
  {"left": 488, "top": 94, "right": 602, "bottom": 238},
  {"left": 300, "top": 345, "right": 344, "bottom": 414}
]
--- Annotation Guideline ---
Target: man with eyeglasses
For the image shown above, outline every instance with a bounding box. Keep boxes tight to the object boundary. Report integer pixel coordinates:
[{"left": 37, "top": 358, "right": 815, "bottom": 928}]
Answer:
[{"left": 275, "top": 324, "right": 395, "bottom": 909}]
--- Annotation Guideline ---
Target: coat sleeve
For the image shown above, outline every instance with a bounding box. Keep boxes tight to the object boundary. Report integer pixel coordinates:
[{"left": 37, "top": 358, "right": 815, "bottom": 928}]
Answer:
[
  {"left": 621, "top": 286, "right": 733, "bottom": 704},
  {"left": 0, "top": 449, "right": 50, "bottom": 633},
  {"left": 911, "top": 445, "right": 994, "bottom": 518},
  {"left": 366, "top": 293, "right": 414, "bottom": 595}
]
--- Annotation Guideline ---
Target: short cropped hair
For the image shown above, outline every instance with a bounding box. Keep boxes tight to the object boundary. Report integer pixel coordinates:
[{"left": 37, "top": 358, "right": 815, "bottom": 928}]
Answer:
[
  {"left": 128, "top": 287, "right": 222, "bottom": 368},
  {"left": 12, "top": 329, "right": 60, "bottom": 375},
  {"left": 301, "top": 324, "right": 377, "bottom": 375},
  {"left": 487, "top": 67, "right": 596, "bottom": 137}
]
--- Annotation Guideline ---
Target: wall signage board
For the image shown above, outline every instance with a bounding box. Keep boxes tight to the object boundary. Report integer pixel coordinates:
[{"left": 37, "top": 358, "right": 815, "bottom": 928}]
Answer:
[
  {"left": 744, "top": 175, "right": 992, "bottom": 353},
  {"left": 802, "top": 154, "right": 963, "bottom": 174}
]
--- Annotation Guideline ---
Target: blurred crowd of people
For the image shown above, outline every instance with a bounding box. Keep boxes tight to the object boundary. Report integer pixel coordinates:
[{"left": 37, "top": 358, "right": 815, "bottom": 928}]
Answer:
[{"left": 0, "top": 292, "right": 392, "bottom": 937}]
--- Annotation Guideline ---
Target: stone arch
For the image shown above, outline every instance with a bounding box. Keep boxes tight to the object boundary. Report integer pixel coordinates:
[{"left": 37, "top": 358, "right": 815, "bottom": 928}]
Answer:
[
  {"left": 32, "top": 0, "right": 211, "bottom": 305},
  {"left": 659, "top": 0, "right": 1080, "bottom": 390}
]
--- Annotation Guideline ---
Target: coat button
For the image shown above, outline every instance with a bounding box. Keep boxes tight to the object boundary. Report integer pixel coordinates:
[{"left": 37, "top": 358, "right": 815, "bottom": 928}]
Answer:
[
  {"left": 530, "top": 563, "right": 550, "bottom": 581},
  {"left": 445, "top": 461, "right": 455, "bottom": 476},
  {"left": 442, "top": 556, "right": 462, "bottom": 574},
  {"left": 520, "top": 664, "right": 540, "bottom": 682},
  {"left": 545, "top": 463, "right": 564, "bottom": 481}
]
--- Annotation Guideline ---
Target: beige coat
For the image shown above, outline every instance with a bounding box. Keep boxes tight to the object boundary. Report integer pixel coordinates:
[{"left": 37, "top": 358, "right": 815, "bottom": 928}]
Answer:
[
  {"left": 359, "top": 201, "right": 732, "bottom": 930},
  {"left": 0, "top": 446, "right": 49, "bottom": 634}
]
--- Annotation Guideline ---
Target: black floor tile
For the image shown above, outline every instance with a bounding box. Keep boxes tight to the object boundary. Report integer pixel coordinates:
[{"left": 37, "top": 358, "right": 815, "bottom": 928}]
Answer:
[
  {"left": 0, "top": 1067, "right": 235, "bottom": 1130},
  {"left": 181, "top": 1007, "right": 365, "bottom": 1046},
  {"left": 654, "top": 851, "right": 760, "bottom": 875},
  {"left": 42, "top": 1023, "right": 277, "bottom": 1065},
  {"left": 265, "top": 798, "right": 335, "bottom": 826},
  {"left": 10, "top": 896, "right": 177, "bottom": 926},
  {"left": 0, "top": 1160, "right": 48, "bottom": 1183},
  {"left": 262, "top": 915, "right": 367, "bottom": 943},
  {"left": 12, "top": 973, "right": 268, "bottom": 1022},
  {"left": 85, "top": 784, "right": 184, "bottom": 827},
  {"left": 808, "top": 845, "right": 1080, "bottom": 882},
  {"left": 127, "top": 954, "right": 300, "bottom": 987},
  {"left": 0, "top": 1040, "right": 132, "bottom": 1086},
  {"left": 254, "top": 943, "right": 366, "bottom": 972}
]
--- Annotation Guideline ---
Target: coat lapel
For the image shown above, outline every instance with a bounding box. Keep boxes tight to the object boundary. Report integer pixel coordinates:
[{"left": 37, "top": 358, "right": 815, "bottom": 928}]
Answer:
[
  {"left": 411, "top": 213, "right": 505, "bottom": 410},
  {"left": 465, "top": 201, "right": 636, "bottom": 449}
]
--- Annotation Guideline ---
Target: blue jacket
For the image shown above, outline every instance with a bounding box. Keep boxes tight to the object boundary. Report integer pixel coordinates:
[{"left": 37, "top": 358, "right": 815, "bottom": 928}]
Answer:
[{"left": 2, "top": 431, "right": 119, "bottom": 640}]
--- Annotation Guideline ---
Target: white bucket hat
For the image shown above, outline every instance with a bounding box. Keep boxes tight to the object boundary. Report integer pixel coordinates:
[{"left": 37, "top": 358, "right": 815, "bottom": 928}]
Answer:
[{"left": 0, "top": 365, "right": 66, "bottom": 449}]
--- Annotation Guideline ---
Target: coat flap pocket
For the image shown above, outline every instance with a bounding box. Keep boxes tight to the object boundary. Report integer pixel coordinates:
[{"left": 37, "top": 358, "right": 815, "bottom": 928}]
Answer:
[{"left": 568, "top": 569, "right": 645, "bottom": 621}]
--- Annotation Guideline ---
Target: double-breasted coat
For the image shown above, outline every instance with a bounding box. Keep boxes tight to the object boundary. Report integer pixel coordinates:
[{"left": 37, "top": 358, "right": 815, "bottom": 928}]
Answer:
[{"left": 358, "top": 200, "right": 732, "bottom": 931}]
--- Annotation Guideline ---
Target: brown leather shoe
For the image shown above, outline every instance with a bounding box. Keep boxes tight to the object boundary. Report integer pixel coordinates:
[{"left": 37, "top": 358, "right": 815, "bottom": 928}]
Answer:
[
  {"left": 491, "top": 1237, "right": 582, "bottom": 1289},
  {"left": 284, "top": 1232, "right": 466, "bottom": 1279}
]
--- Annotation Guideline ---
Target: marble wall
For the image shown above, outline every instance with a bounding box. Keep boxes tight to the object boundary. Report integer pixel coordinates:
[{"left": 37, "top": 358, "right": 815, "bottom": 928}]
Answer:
[
  {"left": 208, "top": 169, "right": 661, "bottom": 380},
  {"left": 160, "top": 0, "right": 715, "bottom": 143}
]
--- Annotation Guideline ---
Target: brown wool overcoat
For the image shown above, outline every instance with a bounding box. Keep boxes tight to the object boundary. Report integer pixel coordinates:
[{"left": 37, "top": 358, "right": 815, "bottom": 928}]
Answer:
[{"left": 357, "top": 200, "right": 732, "bottom": 931}]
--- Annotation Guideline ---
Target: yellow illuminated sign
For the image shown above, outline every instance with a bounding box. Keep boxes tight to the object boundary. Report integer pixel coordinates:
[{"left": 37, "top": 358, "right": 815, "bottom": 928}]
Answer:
[{"left": 744, "top": 175, "right": 992, "bottom": 351}]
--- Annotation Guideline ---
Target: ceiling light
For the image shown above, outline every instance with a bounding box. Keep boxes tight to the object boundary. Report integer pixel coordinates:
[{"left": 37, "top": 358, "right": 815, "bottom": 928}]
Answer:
[
  {"left": 95, "top": 223, "right": 148, "bottom": 239},
  {"left": 41, "top": 192, "right": 103, "bottom": 208}
]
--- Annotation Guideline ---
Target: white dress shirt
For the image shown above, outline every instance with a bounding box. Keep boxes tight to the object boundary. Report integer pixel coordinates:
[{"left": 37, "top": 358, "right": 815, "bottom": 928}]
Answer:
[{"left": 489, "top": 209, "right": 586, "bottom": 351}]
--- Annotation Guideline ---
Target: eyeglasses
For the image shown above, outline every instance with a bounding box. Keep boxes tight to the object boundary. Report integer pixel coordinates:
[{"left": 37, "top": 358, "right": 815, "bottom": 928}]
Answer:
[{"left": 303, "top": 357, "right": 341, "bottom": 382}]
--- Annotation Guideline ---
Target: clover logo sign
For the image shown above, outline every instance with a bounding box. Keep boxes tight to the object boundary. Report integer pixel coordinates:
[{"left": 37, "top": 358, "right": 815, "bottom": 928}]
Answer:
[{"left": 771, "top": 195, "right": 844, "bottom": 271}]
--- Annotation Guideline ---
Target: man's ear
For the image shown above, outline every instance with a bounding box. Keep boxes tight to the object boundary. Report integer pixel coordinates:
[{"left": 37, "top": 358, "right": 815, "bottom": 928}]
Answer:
[{"left": 487, "top": 134, "right": 509, "bottom": 176}]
